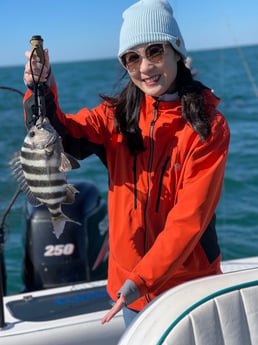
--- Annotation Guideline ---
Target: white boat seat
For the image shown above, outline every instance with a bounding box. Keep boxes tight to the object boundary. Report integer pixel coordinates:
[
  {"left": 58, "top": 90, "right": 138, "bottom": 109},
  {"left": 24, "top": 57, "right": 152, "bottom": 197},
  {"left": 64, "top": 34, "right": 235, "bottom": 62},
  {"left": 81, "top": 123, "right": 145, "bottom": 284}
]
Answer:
[{"left": 118, "top": 268, "right": 258, "bottom": 345}]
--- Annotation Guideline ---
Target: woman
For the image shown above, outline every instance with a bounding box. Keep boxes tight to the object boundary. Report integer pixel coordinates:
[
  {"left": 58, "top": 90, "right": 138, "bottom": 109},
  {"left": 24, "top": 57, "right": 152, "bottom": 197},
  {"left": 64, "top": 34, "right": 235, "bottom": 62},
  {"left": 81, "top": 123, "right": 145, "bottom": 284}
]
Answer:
[{"left": 23, "top": 0, "right": 230, "bottom": 327}]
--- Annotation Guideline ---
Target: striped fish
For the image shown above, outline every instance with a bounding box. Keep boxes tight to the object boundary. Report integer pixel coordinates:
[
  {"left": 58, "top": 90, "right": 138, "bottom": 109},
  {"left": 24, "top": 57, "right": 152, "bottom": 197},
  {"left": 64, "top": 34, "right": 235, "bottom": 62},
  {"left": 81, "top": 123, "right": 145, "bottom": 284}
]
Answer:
[{"left": 10, "top": 117, "right": 81, "bottom": 239}]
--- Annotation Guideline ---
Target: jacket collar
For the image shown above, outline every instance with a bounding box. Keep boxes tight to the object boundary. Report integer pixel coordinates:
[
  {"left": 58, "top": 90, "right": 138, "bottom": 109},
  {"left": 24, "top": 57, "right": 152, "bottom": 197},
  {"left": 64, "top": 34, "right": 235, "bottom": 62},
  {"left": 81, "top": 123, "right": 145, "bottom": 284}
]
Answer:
[{"left": 144, "top": 88, "right": 220, "bottom": 110}]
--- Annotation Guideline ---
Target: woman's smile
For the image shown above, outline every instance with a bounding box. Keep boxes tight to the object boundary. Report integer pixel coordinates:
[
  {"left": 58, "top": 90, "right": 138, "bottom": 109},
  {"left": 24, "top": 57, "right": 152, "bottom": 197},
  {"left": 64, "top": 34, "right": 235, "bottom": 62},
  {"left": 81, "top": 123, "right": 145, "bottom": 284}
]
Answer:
[{"left": 143, "top": 74, "right": 161, "bottom": 85}]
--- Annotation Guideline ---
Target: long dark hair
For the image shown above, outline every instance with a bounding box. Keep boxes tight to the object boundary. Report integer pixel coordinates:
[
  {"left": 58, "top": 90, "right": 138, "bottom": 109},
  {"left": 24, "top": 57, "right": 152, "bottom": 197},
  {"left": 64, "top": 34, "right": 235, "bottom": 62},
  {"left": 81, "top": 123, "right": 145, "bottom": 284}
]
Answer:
[{"left": 101, "top": 59, "right": 211, "bottom": 155}]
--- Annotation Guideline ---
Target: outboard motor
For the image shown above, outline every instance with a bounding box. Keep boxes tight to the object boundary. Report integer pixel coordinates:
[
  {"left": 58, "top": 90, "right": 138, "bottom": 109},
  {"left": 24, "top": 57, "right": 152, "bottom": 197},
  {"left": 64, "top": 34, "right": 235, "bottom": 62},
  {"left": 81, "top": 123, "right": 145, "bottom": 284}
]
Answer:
[{"left": 23, "top": 180, "right": 109, "bottom": 291}]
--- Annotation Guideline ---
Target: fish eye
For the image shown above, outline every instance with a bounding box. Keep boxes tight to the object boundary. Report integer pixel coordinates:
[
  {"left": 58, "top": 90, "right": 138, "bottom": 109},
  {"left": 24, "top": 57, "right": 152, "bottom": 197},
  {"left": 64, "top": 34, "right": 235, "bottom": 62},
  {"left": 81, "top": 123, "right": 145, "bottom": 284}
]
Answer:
[{"left": 29, "top": 131, "right": 35, "bottom": 137}]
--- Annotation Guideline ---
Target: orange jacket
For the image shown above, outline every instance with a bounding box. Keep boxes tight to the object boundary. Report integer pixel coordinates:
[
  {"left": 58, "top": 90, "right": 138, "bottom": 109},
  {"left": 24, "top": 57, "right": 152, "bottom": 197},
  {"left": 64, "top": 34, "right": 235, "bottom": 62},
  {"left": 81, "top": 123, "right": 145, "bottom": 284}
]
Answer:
[{"left": 24, "top": 84, "right": 230, "bottom": 311}]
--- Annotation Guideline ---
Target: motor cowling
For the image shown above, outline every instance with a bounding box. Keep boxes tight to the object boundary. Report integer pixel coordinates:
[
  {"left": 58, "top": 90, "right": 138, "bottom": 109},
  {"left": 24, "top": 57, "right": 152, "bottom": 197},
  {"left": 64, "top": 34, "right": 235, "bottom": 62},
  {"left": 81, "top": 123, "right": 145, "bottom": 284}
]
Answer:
[{"left": 23, "top": 180, "right": 109, "bottom": 291}]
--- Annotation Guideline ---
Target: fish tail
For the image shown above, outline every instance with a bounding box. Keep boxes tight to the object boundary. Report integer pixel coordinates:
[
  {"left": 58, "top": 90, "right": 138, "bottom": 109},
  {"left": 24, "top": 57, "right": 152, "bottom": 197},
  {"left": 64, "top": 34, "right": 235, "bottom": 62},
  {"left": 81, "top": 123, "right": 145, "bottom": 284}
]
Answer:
[{"left": 52, "top": 213, "right": 81, "bottom": 239}]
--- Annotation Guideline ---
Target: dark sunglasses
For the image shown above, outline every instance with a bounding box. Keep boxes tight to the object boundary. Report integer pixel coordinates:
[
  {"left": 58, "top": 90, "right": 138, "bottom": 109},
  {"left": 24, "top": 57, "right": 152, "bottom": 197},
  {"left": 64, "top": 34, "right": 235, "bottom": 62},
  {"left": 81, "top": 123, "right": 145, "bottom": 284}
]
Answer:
[{"left": 119, "top": 42, "right": 169, "bottom": 73}]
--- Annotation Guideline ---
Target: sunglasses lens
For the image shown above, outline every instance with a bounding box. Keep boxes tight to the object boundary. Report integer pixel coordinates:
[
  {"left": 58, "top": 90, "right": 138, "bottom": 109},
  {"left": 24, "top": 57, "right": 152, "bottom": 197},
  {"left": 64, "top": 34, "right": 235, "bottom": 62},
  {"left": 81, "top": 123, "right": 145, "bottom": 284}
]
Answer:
[
  {"left": 146, "top": 44, "right": 164, "bottom": 63},
  {"left": 122, "top": 52, "right": 140, "bottom": 71}
]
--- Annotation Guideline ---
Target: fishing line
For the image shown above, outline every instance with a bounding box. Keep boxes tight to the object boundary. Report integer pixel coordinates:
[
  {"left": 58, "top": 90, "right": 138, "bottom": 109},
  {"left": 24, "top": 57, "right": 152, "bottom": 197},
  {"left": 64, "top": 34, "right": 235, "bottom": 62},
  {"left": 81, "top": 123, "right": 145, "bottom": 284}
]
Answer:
[
  {"left": 0, "top": 85, "right": 24, "bottom": 253},
  {"left": 215, "top": 2, "right": 258, "bottom": 98},
  {"left": 29, "top": 46, "right": 46, "bottom": 125},
  {"left": 30, "top": 46, "right": 45, "bottom": 88},
  {"left": 0, "top": 38, "right": 46, "bottom": 238},
  {"left": 0, "top": 188, "right": 22, "bottom": 238},
  {"left": 0, "top": 186, "right": 21, "bottom": 324},
  {"left": 0, "top": 82, "right": 25, "bottom": 301},
  {"left": 0, "top": 86, "right": 24, "bottom": 97},
  {"left": 0, "top": 84, "right": 24, "bottom": 229},
  {"left": 0, "top": 38, "right": 45, "bottom": 310},
  {"left": 235, "top": 45, "right": 258, "bottom": 98},
  {"left": 224, "top": 19, "right": 258, "bottom": 98}
]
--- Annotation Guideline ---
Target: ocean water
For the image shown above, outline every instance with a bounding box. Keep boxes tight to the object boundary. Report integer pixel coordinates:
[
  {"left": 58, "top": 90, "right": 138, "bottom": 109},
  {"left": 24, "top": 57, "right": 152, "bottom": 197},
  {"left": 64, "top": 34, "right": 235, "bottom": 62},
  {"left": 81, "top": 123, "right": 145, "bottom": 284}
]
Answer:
[{"left": 0, "top": 44, "right": 258, "bottom": 295}]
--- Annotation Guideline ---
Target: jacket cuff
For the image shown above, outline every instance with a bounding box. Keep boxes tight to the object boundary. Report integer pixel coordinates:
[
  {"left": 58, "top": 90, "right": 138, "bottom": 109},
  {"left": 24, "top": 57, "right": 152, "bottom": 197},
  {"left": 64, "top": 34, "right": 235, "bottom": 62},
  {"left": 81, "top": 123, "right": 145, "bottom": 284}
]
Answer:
[{"left": 118, "top": 279, "right": 140, "bottom": 306}]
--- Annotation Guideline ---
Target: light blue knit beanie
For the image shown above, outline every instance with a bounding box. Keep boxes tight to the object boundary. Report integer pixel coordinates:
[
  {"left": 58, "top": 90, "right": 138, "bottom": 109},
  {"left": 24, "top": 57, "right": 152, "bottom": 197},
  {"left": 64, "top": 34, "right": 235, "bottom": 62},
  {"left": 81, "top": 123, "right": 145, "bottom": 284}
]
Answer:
[{"left": 118, "top": 0, "right": 187, "bottom": 59}]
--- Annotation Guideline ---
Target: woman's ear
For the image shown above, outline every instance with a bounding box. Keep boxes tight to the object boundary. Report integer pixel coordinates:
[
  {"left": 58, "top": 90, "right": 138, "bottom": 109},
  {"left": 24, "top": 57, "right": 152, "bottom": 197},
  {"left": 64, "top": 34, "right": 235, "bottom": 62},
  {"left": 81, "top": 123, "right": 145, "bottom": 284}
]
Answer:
[{"left": 175, "top": 52, "right": 182, "bottom": 62}]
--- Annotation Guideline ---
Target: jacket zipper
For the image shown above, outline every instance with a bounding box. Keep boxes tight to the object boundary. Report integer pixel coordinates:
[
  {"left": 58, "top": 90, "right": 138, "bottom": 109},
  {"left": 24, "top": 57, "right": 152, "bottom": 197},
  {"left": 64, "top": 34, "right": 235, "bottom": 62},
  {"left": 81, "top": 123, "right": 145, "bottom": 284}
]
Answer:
[
  {"left": 133, "top": 154, "right": 137, "bottom": 209},
  {"left": 144, "top": 101, "right": 159, "bottom": 253},
  {"left": 155, "top": 156, "right": 170, "bottom": 212}
]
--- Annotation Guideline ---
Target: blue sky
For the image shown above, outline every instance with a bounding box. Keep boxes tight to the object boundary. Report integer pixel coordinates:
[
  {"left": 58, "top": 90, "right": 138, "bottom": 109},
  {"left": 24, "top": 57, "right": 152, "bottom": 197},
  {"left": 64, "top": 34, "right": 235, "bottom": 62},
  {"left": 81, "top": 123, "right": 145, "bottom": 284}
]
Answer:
[{"left": 0, "top": 0, "right": 257, "bottom": 67}]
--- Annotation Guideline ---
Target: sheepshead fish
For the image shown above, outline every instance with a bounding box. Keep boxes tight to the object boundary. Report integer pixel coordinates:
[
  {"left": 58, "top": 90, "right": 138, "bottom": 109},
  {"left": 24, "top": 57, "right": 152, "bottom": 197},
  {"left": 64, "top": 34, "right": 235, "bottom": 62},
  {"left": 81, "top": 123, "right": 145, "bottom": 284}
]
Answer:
[{"left": 10, "top": 117, "right": 81, "bottom": 239}]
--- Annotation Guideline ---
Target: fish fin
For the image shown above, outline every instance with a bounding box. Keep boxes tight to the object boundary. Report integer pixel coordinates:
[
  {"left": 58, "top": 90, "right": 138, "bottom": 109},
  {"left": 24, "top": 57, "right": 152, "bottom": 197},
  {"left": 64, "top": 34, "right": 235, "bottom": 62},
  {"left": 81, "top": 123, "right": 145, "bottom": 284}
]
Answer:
[
  {"left": 65, "top": 153, "right": 80, "bottom": 169},
  {"left": 44, "top": 146, "right": 54, "bottom": 155},
  {"left": 9, "top": 152, "right": 42, "bottom": 207},
  {"left": 27, "top": 193, "right": 42, "bottom": 206},
  {"left": 52, "top": 213, "right": 81, "bottom": 239},
  {"left": 59, "top": 152, "right": 80, "bottom": 172},
  {"left": 24, "top": 191, "right": 42, "bottom": 207},
  {"left": 62, "top": 184, "right": 80, "bottom": 204}
]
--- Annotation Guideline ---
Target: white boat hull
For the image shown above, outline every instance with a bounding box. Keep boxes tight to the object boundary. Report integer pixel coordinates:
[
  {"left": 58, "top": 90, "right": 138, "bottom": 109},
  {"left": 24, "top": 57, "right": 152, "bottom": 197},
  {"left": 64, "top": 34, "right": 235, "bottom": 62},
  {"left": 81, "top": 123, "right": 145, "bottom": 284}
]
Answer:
[
  {"left": 1, "top": 257, "right": 258, "bottom": 344},
  {"left": 1, "top": 280, "right": 124, "bottom": 345}
]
